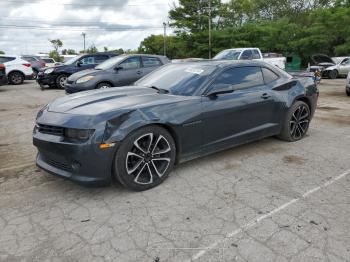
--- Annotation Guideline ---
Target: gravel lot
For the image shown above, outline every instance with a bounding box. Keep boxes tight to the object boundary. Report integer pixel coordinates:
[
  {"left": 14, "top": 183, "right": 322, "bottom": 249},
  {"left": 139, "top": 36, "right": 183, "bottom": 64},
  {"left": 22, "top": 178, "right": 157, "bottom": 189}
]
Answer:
[{"left": 0, "top": 79, "right": 349, "bottom": 262}]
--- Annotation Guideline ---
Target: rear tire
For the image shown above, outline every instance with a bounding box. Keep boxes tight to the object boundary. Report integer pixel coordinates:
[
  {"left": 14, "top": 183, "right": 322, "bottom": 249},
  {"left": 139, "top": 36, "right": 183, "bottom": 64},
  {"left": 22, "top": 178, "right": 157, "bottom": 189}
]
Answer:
[
  {"left": 329, "top": 70, "right": 338, "bottom": 79},
  {"left": 278, "top": 101, "right": 311, "bottom": 142},
  {"left": 56, "top": 74, "right": 68, "bottom": 89},
  {"left": 32, "top": 69, "right": 38, "bottom": 80},
  {"left": 8, "top": 71, "right": 24, "bottom": 85},
  {"left": 113, "top": 125, "right": 176, "bottom": 191}
]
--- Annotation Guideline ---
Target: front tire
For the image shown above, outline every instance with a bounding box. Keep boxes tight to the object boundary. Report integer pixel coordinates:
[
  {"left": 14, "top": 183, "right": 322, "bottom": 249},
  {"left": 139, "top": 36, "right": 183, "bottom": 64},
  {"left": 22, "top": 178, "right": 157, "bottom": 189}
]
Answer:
[
  {"left": 56, "top": 74, "right": 68, "bottom": 89},
  {"left": 8, "top": 72, "right": 24, "bottom": 85},
  {"left": 278, "top": 101, "right": 311, "bottom": 142},
  {"left": 329, "top": 70, "right": 338, "bottom": 79},
  {"left": 114, "top": 126, "right": 176, "bottom": 191},
  {"left": 96, "top": 82, "right": 112, "bottom": 89}
]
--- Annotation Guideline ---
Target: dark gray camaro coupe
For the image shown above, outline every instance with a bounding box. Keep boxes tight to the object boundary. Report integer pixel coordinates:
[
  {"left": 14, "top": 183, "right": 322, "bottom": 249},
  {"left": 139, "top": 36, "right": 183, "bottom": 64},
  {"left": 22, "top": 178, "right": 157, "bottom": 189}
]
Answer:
[{"left": 33, "top": 61, "right": 318, "bottom": 191}]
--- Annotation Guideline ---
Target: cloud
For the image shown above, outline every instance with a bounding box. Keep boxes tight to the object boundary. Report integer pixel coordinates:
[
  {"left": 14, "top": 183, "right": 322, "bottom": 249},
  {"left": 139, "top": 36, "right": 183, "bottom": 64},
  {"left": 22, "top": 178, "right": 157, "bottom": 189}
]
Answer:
[{"left": 0, "top": 0, "right": 177, "bottom": 55}]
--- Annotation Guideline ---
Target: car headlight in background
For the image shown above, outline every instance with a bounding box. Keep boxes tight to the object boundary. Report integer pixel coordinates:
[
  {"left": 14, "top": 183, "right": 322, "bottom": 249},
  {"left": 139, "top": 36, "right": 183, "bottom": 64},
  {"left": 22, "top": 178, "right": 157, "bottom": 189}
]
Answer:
[
  {"left": 64, "top": 128, "right": 94, "bottom": 141},
  {"left": 76, "top": 75, "right": 94, "bottom": 84},
  {"left": 45, "top": 68, "right": 54, "bottom": 74}
]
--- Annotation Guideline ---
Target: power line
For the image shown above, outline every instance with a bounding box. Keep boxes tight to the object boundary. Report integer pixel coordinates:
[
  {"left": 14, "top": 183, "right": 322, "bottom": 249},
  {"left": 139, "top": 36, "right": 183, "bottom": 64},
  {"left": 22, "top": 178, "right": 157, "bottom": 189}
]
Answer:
[
  {"left": 0, "top": 24, "right": 164, "bottom": 31},
  {"left": 0, "top": 0, "right": 168, "bottom": 7}
]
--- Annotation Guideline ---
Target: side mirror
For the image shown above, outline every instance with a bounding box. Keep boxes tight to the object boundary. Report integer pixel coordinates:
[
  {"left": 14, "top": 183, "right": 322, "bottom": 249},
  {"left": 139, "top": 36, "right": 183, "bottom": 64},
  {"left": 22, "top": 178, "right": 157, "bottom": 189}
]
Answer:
[
  {"left": 206, "top": 84, "right": 234, "bottom": 97},
  {"left": 114, "top": 66, "right": 123, "bottom": 71},
  {"left": 76, "top": 61, "right": 83, "bottom": 67}
]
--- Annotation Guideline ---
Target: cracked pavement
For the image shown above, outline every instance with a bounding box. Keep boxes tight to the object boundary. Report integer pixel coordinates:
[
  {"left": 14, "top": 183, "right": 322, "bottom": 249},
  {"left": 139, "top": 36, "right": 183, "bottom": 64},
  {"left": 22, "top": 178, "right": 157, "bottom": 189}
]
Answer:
[{"left": 0, "top": 79, "right": 349, "bottom": 262}]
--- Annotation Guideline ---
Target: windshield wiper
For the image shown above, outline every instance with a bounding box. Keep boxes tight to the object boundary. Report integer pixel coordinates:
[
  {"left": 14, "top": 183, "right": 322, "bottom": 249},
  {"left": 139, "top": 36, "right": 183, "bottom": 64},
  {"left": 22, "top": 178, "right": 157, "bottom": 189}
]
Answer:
[{"left": 147, "top": 85, "right": 169, "bottom": 94}]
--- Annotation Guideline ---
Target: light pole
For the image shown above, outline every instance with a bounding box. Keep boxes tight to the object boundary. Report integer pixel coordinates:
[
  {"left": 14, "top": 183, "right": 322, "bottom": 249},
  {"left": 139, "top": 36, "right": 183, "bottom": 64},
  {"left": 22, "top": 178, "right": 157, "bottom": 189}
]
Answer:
[
  {"left": 208, "top": 0, "right": 212, "bottom": 59},
  {"left": 81, "top": 32, "right": 86, "bottom": 53},
  {"left": 163, "top": 22, "right": 167, "bottom": 57}
]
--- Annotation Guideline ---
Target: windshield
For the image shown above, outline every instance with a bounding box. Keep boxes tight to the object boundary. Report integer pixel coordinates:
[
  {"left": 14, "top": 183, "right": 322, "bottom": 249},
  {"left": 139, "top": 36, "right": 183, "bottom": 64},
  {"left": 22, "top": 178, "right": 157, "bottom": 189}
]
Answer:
[
  {"left": 95, "top": 56, "right": 125, "bottom": 70},
  {"left": 135, "top": 63, "right": 217, "bottom": 96},
  {"left": 64, "top": 55, "right": 83, "bottom": 65},
  {"left": 214, "top": 49, "right": 241, "bottom": 60}
]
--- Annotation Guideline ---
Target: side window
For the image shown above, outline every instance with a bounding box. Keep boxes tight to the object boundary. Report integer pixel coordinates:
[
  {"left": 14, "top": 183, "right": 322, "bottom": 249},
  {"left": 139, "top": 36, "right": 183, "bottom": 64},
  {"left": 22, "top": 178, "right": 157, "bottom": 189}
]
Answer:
[
  {"left": 120, "top": 57, "right": 141, "bottom": 70},
  {"left": 262, "top": 67, "right": 279, "bottom": 84},
  {"left": 240, "top": 50, "right": 253, "bottom": 60},
  {"left": 210, "top": 67, "right": 264, "bottom": 91},
  {"left": 80, "top": 56, "right": 95, "bottom": 65},
  {"left": 0, "top": 57, "right": 16, "bottom": 63},
  {"left": 95, "top": 55, "right": 109, "bottom": 64},
  {"left": 142, "top": 57, "right": 162, "bottom": 67},
  {"left": 252, "top": 50, "right": 261, "bottom": 59},
  {"left": 22, "top": 56, "right": 35, "bottom": 62}
]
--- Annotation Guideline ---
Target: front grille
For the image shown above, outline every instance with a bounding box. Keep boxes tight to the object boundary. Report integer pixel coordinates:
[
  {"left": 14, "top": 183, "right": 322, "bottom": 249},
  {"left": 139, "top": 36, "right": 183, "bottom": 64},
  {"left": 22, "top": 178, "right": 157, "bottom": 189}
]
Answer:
[
  {"left": 43, "top": 155, "right": 72, "bottom": 172},
  {"left": 37, "top": 124, "right": 64, "bottom": 136}
]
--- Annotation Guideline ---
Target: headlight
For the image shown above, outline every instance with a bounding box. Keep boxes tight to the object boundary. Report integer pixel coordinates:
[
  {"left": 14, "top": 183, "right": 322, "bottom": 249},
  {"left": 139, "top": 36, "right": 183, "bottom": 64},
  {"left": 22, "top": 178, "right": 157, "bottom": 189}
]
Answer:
[
  {"left": 45, "top": 68, "right": 54, "bottom": 74},
  {"left": 36, "top": 104, "right": 48, "bottom": 119},
  {"left": 76, "top": 75, "right": 94, "bottom": 84},
  {"left": 64, "top": 128, "right": 94, "bottom": 141}
]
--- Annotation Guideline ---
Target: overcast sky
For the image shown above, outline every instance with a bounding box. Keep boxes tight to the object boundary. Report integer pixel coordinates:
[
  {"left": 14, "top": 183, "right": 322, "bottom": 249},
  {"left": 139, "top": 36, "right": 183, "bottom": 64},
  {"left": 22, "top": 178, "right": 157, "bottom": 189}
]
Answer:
[{"left": 0, "top": 0, "right": 178, "bottom": 55}]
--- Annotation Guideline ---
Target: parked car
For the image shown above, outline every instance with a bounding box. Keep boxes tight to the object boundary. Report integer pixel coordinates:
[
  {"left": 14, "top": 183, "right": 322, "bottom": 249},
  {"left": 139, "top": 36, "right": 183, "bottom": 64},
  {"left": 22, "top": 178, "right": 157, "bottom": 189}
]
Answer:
[
  {"left": 41, "top": 57, "right": 58, "bottom": 67},
  {"left": 33, "top": 60, "right": 318, "bottom": 191},
  {"left": 0, "top": 55, "right": 33, "bottom": 85},
  {"left": 37, "top": 52, "right": 117, "bottom": 89},
  {"left": 65, "top": 54, "right": 170, "bottom": 94},
  {"left": 0, "top": 63, "right": 7, "bottom": 86},
  {"left": 346, "top": 72, "right": 350, "bottom": 96},
  {"left": 309, "top": 54, "right": 350, "bottom": 79},
  {"left": 213, "top": 48, "right": 286, "bottom": 69},
  {"left": 21, "top": 55, "right": 46, "bottom": 79}
]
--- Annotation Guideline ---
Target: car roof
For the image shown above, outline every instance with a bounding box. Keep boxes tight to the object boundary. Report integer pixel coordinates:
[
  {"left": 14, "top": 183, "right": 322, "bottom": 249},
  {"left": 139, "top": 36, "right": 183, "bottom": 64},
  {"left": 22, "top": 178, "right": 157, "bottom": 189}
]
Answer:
[
  {"left": 119, "top": 54, "right": 167, "bottom": 58},
  {"left": 175, "top": 59, "right": 270, "bottom": 68}
]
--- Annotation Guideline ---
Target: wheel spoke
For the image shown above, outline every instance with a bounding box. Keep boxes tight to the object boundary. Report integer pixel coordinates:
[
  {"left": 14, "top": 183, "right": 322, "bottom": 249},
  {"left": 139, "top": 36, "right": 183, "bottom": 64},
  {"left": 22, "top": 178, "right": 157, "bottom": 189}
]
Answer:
[
  {"left": 151, "top": 135, "right": 171, "bottom": 155},
  {"left": 134, "top": 163, "right": 153, "bottom": 185},
  {"left": 151, "top": 158, "right": 170, "bottom": 177},
  {"left": 298, "top": 123, "right": 305, "bottom": 134},
  {"left": 134, "top": 133, "right": 153, "bottom": 154},
  {"left": 126, "top": 152, "right": 144, "bottom": 174}
]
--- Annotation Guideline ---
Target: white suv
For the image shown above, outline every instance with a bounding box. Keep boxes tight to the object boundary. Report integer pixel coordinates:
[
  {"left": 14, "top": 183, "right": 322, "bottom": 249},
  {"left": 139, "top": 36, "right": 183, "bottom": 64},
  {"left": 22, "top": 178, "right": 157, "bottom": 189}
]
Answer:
[{"left": 0, "top": 55, "right": 34, "bottom": 85}]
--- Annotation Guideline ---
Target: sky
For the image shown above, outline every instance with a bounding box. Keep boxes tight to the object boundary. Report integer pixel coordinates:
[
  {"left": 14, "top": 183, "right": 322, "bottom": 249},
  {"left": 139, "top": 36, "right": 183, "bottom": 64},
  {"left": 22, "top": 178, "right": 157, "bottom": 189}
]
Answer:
[{"left": 0, "top": 0, "right": 179, "bottom": 55}]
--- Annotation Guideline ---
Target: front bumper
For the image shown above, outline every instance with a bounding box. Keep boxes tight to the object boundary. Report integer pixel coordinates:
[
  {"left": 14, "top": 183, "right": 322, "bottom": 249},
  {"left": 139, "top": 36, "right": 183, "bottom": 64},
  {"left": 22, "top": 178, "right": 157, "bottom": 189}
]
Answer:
[
  {"left": 65, "top": 81, "right": 95, "bottom": 94},
  {"left": 37, "top": 72, "right": 56, "bottom": 86},
  {"left": 33, "top": 134, "right": 117, "bottom": 186}
]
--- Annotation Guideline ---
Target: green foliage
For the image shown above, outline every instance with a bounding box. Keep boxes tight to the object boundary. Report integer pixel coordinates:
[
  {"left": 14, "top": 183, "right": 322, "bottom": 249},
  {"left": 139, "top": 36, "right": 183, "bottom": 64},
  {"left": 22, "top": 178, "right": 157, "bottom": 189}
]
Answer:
[
  {"left": 49, "top": 39, "right": 63, "bottom": 52},
  {"left": 49, "top": 50, "right": 63, "bottom": 62},
  {"left": 0, "top": 50, "right": 4, "bottom": 54},
  {"left": 85, "top": 45, "right": 98, "bottom": 54},
  {"left": 62, "top": 49, "right": 77, "bottom": 55},
  {"left": 139, "top": 3, "right": 350, "bottom": 64}
]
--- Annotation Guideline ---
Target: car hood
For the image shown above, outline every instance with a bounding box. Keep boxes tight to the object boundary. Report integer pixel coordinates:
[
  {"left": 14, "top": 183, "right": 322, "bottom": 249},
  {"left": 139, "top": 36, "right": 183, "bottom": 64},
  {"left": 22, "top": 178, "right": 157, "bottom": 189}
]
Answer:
[
  {"left": 68, "top": 69, "right": 102, "bottom": 81},
  {"left": 311, "top": 54, "right": 335, "bottom": 65},
  {"left": 47, "top": 86, "right": 193, "bottom": 115}
]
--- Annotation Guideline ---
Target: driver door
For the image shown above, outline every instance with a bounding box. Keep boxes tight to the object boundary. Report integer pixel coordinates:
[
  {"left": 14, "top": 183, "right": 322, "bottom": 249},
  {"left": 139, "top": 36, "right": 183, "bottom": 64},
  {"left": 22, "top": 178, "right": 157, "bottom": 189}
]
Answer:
[
  {"left": 114, "top": 56, "right": 142, "bottom": 86},
  {"left": 339, "top": 58, "right": 350, "bottom": 75},
  {"left": 201, "top": 66, "right": 277, "bottom": 154}
]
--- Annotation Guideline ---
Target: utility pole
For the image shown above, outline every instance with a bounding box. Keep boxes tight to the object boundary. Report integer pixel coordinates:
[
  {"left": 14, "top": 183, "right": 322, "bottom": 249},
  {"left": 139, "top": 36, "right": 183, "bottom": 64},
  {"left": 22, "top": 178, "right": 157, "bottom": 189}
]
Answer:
[
  {"left": 163, "top": 22, "right": 167, "bottom": 57},
  {"left": 208, "top": 0, "right": 212, "bottom": 59},
  {"left": 81, "top": 32, "right": 86, "bottom": 53}
]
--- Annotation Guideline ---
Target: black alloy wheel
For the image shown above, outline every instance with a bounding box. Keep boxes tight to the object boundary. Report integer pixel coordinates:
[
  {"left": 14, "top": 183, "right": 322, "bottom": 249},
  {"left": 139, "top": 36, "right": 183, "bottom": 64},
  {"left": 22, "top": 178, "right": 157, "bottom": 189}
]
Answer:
[
  {"left": 279, "top": 101, "right": 311, "bottom": 142},
  {"left": 114, "top": 126, "right": 176, "bottom": 191}
]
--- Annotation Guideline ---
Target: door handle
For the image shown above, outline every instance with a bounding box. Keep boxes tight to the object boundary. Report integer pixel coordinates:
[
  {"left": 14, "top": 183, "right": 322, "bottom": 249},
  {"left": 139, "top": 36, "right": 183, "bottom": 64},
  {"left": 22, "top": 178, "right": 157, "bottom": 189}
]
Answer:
[
  {"left": 261, "top": 93, "right": 271, "bottom": 99},
  {"left": 137, "top": 71, "right": 142, "bottom": 75}
]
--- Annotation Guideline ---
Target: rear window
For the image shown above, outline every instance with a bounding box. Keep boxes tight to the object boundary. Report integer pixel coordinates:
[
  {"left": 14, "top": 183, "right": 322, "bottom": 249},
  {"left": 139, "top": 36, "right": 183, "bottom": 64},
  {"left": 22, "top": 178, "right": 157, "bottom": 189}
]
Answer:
[
  {"left": 43, "top": 58, "right": 54, "bottom": 63},
  {"left": 0, "top": 57, "right": 15, "bottom": 63},
  {"left": 262, "top": 67, "right": 279, "bottom": 84},
  {"left": 142, "top": 57, "right": 162, "bottom": 67}
]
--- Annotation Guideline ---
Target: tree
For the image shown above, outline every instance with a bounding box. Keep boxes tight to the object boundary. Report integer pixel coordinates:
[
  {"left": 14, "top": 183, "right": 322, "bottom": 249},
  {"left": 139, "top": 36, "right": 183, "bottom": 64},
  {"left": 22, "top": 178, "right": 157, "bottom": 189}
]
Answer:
[
  {"left": 0, "top": 50, "right": 4, "bottom": 54},
  {"left": 62, "top": 49, "right": 77, "bottom": 55},
  {"left": 49, "top": 39, "right": 63, "bottom": 53},
  {"left": 169, "top": 0, "right": 222, "bottom": 33},
  {"left": 49, "top": 51, "right": 63, "bottom": 62},
  {"left": 85, "top": 45, "right": 98, "bottom": 54},
  {"left": 103, "top": 46, "right": 108, "bottom": 52}
]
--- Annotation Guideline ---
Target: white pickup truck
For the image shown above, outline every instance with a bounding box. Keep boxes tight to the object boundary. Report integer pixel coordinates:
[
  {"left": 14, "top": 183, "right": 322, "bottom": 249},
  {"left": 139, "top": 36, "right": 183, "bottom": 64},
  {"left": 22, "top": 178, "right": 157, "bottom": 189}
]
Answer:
[{"left": 213, "top": 48, "right": 286, "bottom": 69}]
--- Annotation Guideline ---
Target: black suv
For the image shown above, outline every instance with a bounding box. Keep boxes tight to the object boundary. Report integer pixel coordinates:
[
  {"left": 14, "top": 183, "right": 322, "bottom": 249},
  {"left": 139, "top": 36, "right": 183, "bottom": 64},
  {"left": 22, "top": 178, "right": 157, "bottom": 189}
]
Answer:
[{"left": 37, "top": 53, "right": 117, "bottom": 89}]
